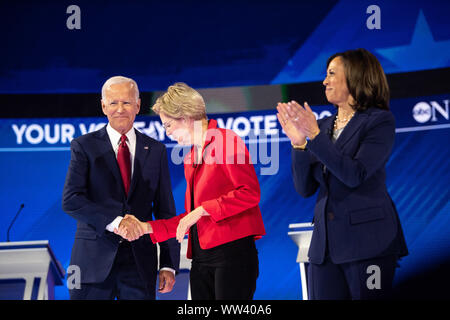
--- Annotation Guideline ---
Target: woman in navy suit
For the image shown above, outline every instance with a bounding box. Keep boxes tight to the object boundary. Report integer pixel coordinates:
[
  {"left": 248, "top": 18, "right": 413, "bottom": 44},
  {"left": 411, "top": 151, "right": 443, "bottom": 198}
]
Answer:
[{"left": 277, "top": 48, "right": 408, "bottom": 299}]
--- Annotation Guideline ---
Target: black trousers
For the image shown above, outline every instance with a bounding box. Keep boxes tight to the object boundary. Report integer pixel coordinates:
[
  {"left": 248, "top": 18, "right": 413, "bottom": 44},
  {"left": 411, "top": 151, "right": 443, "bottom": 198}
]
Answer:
[
  {"left": 69, "top": 242, "right": 154, "bottom": 300},
  {"left": 189, "top": 256, "right": 259, "bottom": 300},
  {"left": 307, "top": 254, "right": 398, "bottom": 300}
]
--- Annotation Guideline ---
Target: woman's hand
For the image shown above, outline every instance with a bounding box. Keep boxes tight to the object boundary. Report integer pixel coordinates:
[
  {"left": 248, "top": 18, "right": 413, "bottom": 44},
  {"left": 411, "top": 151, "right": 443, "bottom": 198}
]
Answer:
[
  {"left": 277, "top": 102, "right": 307, "bottom": 146},
  {"left": 277, "top": 101, "right": 320, "bottom": 141},
  {"left": 176, "top": 206, "right": 210, "bottom": 243}
]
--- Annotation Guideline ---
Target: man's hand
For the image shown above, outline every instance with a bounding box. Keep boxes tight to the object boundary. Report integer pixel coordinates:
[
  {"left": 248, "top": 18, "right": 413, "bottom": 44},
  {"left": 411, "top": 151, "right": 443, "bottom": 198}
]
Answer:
[
  {"left": 114, "top": 214, "right": 148, "bottom": 241},
  {"left": 158, "top": 270, "right": 176, "bottom": 293}
]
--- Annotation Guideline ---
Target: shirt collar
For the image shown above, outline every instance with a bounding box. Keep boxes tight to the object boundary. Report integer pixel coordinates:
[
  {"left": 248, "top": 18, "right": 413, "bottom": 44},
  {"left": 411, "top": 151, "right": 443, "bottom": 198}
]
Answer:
[{"left": 106, "top": 123, "right": 136, "bottom": 146}]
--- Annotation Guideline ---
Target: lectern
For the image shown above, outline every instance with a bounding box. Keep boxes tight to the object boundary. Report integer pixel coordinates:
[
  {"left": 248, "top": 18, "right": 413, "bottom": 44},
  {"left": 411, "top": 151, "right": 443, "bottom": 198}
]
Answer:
[
  {"left": 288, "top": 223, "right": 313, "bottom": 300},
  {"left": 0, "top": 241, "right": 65, "bottom": 300}
]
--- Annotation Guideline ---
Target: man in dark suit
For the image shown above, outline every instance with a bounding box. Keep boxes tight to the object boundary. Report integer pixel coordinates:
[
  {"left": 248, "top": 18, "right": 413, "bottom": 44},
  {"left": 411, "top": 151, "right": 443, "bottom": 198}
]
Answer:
[{"left": 62, "top": 76, "right": 180, "bottom": 300}]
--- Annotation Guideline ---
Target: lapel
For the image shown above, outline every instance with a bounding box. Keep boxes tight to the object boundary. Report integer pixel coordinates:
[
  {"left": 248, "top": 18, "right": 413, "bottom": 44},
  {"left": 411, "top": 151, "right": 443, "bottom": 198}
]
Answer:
[
  {"left": 319, "top": 114, "right": 336, "bottom": 141},
  {"left": 334, "top": 111, "right": 367, "bottom": 150},
  {"left": 317, "top": 115, "right": 335, "bottom": 180},
  {"left": 184, "top": 150, "right": 195, "bottom": 212},
  {"left": 184, "top": 119, "right": 218, "bottom": 212},
  {"left": 95, "top": 126, "right": 125, "bottom": 195},
  {"left": 128, "top": 129, "right": 151, "bottom": 199},
  {"left": 316, "top": 112, "right": 366, "bottom": 181}
]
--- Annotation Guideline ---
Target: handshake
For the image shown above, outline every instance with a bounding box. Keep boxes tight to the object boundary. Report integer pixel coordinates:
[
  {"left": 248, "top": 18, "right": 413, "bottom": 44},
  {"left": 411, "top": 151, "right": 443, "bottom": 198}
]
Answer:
[{"left": 113, "top": 214, "right": 153, "bottom": 241}]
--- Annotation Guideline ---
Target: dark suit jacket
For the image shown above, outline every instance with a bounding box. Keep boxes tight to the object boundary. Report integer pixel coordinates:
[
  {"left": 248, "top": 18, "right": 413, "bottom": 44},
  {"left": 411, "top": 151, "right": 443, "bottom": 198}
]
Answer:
[
  {"left": 292, "top": 107, "right": 408, "bottom": 264},
  {"left": 62, "top": 126, "right": 180, "bottom": 288}
]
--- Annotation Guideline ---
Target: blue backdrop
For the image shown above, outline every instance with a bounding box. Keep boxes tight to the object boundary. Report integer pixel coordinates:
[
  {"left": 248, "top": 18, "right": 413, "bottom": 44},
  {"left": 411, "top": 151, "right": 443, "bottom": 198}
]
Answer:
[
  {"left": 0, "top": 0, "right": 449, "bottom": 93},
  {"left": 1, "top": 94, "right": 449, "bottom": 299}
]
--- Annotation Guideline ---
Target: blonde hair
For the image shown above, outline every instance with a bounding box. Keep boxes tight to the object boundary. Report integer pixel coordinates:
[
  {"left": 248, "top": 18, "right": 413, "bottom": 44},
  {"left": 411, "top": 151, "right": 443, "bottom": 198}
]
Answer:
[
  {"left": 152, "top": 82, "right": 206, "bottom": 120},
  {"left": 101, "top": 76, "right": 139, "bottom": 101}
]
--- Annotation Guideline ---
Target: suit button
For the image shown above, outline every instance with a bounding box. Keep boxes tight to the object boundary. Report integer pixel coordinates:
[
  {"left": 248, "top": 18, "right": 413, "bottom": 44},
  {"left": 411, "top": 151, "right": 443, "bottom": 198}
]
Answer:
[{"left": 328, "top": 212, "right": 335, "bottom": 221}]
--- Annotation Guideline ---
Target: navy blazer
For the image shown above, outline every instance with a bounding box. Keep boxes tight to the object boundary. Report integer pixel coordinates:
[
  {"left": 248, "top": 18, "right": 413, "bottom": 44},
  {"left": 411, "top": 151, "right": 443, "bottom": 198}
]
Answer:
[
  {"left": 62, "top": 126, "right": 180, "bottom": 286},
  {"left": 292, "top": 107, "right": 408, "bottom": 264}
]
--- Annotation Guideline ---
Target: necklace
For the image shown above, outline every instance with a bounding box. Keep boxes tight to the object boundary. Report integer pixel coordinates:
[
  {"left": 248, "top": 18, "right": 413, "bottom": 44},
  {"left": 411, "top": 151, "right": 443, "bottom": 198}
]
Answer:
[{"left": 334, "top": 111, "right": 355, "bottom": 131}]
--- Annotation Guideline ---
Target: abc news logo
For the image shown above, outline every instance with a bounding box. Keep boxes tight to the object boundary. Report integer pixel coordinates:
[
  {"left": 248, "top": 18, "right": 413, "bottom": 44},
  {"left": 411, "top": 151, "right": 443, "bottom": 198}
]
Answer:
[{"left": 412, "top": 99, "right": 449, "bottom": 123}]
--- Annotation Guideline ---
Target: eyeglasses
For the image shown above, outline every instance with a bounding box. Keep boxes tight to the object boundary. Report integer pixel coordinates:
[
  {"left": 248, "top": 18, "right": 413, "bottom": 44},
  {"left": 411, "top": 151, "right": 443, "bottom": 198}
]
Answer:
[
  {"left": 162, "top": 118, "right": 186, "bottom": 131},
  {"left": 162, "top": 120, "right": 174, "bottom": 131}
]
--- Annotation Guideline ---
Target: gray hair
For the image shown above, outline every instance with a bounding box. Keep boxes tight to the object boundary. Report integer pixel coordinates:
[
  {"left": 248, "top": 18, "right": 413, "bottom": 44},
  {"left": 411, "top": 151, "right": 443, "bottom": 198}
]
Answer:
[{"left": 101, "top": 76, "right": 140, "bottom": 101}]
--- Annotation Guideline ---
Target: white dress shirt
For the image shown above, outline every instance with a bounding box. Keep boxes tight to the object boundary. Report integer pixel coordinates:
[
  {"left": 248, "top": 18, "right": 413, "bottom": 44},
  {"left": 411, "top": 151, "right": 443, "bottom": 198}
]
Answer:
[
  {"left": 105, "top": 123, "right": 136, "bottom": 232},
  {"left": 105, "top": 124, "right": 175, "bottom": 275}
]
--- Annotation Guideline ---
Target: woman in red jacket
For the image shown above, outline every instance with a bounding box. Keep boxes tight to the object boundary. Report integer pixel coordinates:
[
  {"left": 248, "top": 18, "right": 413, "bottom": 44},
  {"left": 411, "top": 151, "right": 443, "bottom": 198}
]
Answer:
[{"left": 119, "top": 82, "right": 265, "bottom": 300}]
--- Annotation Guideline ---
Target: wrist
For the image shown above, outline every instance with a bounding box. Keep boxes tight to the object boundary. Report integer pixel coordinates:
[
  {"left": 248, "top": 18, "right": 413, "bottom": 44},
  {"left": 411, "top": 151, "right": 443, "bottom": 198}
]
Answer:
[
  {"left": 309, "top": 128, "right": 320, "bottom": 140},
  {"left": 145, "top": 222, "right": 153, "bottom": 234},
  {"left": 292, "top": 140, "right": 307, "bottom": 150},
  {"left": 196, "top": 206, "right": 209, "bottom": 217}
]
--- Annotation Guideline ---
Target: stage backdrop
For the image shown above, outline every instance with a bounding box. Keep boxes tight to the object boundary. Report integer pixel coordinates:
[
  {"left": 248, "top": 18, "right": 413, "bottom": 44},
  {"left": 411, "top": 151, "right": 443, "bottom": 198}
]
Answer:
[
  {"left": 1, "top": 0, "right": 449, "bottom": 93},
  {"left": 0, "top": 94, "right": 449, "bottom": 299}
]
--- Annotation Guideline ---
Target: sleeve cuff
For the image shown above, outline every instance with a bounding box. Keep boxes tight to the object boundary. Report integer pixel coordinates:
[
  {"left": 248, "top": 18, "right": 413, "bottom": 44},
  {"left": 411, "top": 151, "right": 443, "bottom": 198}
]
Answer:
[
  {"left": 306, "top": 129, "right": 327, "bottom": 151},
  {"left": 148, "top": 221, "right": 159, "bottom": 243},
  {"left": 148, "top": 220, "right": 171, "bottom": 243},
  {"left": 160, "top": 267, "right": 176, "bottom": 276},
  {"left": 201, "top": 199, "right": 222, "bottom": 223},
  {"left": 105, "top": 216, "right": 123, "bottom": 232}
]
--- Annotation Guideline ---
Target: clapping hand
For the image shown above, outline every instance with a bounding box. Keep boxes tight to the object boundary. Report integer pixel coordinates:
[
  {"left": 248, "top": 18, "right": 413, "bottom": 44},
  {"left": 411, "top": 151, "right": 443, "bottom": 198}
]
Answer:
[
  {"left": 277, "top": 101, "right": 320, "bottom": 142},
  {"left": 114, "top": 214, "right": 150, "bottom": 241},
  {"left": 277, "top": 102, "right": 307, "bottom": 146}
]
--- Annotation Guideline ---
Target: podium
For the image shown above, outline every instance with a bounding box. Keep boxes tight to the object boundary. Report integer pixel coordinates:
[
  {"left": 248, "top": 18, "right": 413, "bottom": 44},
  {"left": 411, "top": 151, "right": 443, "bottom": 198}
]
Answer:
[
  {"left": 288, "top": 223, "right": 313, "bottom": 300},
  {"left": 0, "top": 241, "right": 65, "bottom": 300}
]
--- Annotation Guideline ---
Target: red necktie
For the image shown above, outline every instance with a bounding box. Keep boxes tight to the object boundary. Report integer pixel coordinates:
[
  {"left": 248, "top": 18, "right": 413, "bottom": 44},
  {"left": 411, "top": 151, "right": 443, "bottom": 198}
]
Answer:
[{"left": 117, "top": 134, "right": 131, "bottom": 196}]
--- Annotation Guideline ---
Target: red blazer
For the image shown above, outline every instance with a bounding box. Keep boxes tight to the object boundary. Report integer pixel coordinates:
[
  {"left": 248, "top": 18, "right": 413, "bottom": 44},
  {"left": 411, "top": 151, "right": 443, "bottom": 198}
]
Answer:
[{"left": 149, "top": 119, "right": 265, "bottom": 258}]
